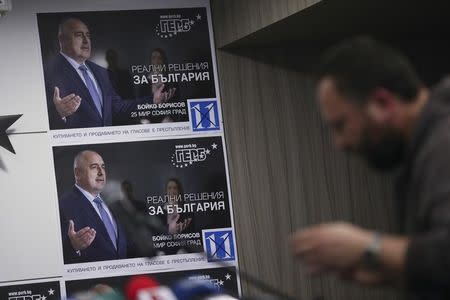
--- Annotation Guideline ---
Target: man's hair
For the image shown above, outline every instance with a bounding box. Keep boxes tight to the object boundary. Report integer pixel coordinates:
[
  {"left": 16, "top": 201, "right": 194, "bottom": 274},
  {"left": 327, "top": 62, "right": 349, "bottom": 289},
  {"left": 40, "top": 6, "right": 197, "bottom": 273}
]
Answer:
[
  {"left": 73, "top": 150, "right": 98, "bottom": 170},
  {"left": 316, "top": 36, "right": 422, "bottom": 103},
  {"left": 73, "top": 150, "right": 86, "bottom": 170},
  {"left": 58, "top": 17, "right": 88, "bottom": 39}
]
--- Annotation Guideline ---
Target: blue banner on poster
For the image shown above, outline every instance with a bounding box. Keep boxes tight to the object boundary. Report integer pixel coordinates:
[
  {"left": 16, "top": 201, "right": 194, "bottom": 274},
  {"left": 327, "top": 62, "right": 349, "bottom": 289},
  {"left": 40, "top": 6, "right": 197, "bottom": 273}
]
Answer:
[
  {"left": 189, "top": 99, "right": 220, "bottom": 131},
  {"left": 203, "top": 228, "right": 235, "bottom": 262}
]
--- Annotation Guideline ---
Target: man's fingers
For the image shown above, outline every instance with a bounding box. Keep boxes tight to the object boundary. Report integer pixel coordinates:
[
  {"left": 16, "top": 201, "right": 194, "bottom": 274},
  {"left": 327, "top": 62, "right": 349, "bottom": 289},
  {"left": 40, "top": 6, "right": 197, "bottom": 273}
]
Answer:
[
  {"left": 79, "top": 230, "right": 96, "bottom": 244},
  {"left": 291, "top": 232, "right": 319, "bottom": 257},
  {"left": 73, "top": 99, "right": 81, "bottom": 112},
  {"left": 68, "top": 96, "right": 81, "bottom": 111},
  {"left": 168, "top": 88, "right": 176, "bottom": 99},
  {"left": 293, "top": 243, "right": 317, "bottom": 257},
  {"left": 68, "top": 220, "right": 75, "bottom": 235},
  {"left": 76, "top": 227, "right": 93, "bottom": 238},
  {"left": 180, "top": 220, "right": 187, "bottom": 231},
  {"left": 174, "top": 214, "right": 180, "bottom": 223},
  {"left": 60, "top": 93, "right": 78, "bottom": 103},
  {"left": 53, "top": 87, "right": 60, "bottom": 101},
  {"left": 73, "top": 228, "right": 96, "bottom": 250},
  {"left": 160, "top": 92, "right": 168, "bottom": 103},
  {"left": 57, "top": 95, "right": 81, "bottom": 116}
]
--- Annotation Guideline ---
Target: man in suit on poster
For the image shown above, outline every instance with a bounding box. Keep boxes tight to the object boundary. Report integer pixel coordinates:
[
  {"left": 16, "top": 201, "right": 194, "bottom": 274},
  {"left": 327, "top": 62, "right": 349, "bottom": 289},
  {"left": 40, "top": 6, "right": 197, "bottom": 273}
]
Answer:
[
  {"left": 59, "top": 150, "right": 128, "bottom": 263},
  {"left": 44, "top": 17, "right": 175, "bottom": 129}
]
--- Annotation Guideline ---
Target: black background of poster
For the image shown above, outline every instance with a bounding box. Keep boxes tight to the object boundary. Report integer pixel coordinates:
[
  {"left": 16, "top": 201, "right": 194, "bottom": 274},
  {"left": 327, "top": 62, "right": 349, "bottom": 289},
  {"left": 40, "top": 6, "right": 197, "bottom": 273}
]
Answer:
[
  {"left": 65, "top": 267, "right": 238, "bottom": 299},
  {"left": 0, "top": 281, "right": 61, "bottom": 300},
  {"left": 37, "top": 8, "right": 216, "bottom": 125},
  {"left": 53, "top": 136, "right": 231, "bottom": 254}
]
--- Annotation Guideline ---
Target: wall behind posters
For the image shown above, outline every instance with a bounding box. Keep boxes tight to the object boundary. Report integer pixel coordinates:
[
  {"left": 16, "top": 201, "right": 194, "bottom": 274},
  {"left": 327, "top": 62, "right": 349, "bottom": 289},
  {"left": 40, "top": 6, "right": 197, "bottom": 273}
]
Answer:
[
  {"left": 211, "top": 1, "right": 401, "bottom": 300},
  {"left": 0, "top": 0, "right": 241, "bottom": 299}
]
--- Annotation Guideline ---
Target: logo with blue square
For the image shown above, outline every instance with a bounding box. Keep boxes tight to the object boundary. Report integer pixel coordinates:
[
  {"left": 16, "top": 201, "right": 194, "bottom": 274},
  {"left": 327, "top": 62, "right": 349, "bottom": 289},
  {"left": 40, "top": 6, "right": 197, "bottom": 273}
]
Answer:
[
  {"left": 188, "top": 99, "right": 220, "bottom": 132},
  {"left": 202, "top": 228, "right": 236, "bottom": 262}
]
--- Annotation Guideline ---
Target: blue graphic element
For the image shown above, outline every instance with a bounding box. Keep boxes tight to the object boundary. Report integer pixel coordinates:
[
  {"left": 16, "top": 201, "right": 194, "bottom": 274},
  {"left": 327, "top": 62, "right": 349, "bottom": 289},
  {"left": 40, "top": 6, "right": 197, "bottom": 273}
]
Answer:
[
  {"left": 204, "top": 229, "right": 235, "bottom": 262},
  {"left": 189, "top": 100, "right": 220, "bottom": 131}
]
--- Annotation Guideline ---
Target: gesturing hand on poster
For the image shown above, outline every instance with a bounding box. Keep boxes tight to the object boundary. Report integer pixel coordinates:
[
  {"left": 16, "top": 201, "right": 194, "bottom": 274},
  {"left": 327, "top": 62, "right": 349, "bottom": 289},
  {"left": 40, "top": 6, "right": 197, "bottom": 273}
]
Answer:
[
  {"left": 53, "top": 87, "right": 81, "bottom": 118},
  {"left": 168, "top": 213, "right": 192, "bottom": 234},
  {"left": 153, "top": 84, "right": 176, "bottom": 104},
  {"left": 68, "top": 219, "right": 96, "bottom": 251}
]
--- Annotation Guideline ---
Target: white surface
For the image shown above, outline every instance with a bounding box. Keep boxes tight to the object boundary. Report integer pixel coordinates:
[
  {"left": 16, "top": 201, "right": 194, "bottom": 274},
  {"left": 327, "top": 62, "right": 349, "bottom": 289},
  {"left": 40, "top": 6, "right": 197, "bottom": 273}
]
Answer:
[{"left": 0, "top": 132, "right": 62, "bottom": 282}]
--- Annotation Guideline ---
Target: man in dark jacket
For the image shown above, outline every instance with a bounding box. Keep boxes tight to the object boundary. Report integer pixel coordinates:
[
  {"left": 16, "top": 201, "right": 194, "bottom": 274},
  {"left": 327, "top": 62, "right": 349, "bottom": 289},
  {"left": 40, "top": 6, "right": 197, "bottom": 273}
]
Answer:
[
  {"left": 44, "top": 17, "right": 175, "bottom": 129},
  {"left": 60, "top": 150, "right": 128, "bottom": 263},
  {"left": 291, "top": 37, "right": 450, "bottom": 298}
]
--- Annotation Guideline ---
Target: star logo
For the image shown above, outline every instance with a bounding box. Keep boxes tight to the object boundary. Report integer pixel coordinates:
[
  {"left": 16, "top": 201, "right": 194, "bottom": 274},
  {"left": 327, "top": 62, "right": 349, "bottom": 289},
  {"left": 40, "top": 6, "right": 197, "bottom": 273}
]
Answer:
[
  {"left": 225, "top": 273, "right": 232, "bottom": 280},
  {"left": 205, "top": 149, "right": 211, "bottom": 155},
  {"left": 0, "top": 114, "right": 22, "bottom": 154},
  {"left": 48, "top": 289, "right": 55, "bottom": 295},
  {"left": 211, "top": 143, "right": 218, "bottom": 150},
  {"left": 196, "top": 14, "right": 202, "bottom": 20},
  {"left": 41, "top": 296, "right": 47, "bottom": 300},
  {"left": 219, "top": 280, "right": 224, "bottom": 286}
]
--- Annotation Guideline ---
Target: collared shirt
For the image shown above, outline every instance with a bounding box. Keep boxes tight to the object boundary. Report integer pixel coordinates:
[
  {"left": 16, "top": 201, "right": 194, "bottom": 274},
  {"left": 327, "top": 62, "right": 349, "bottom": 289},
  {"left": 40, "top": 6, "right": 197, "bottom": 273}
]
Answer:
[
  {"left": 60, "top": 51, "right": 103, "bottom": 100},
  {"left": 75, "top": 184, "right": 117, "bottom": 235}
]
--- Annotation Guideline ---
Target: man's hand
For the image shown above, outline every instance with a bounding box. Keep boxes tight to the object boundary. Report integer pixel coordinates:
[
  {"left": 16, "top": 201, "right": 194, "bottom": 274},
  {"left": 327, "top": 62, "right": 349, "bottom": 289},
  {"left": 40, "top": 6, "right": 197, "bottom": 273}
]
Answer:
[
  {"left": 291, "top": 222, "right": 409, "bottom": 286},
  {"left": 153, "top": 84, "right": 176, "bottom": 104},
  {"left": 68, "top": 220, "right": 96, "bottom": 251},
  {"left": 53, "top": 86, "right": 81, "bottom": 118},
  {"left": 167, "top": 213, "right": 192, "bottom": 234},
  {"left": 291, "top": 222, "right": 372, "bottom": 274}
]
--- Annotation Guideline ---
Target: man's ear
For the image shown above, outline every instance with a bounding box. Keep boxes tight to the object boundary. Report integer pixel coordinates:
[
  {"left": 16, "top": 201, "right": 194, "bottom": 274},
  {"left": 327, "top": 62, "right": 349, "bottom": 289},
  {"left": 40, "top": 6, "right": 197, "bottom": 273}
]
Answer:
[
  {"left": 74, "top": 167, "right": 80, "bottom": 182},
  {"left": 366, "top": 88, "right": 397, "bottom": 123}
]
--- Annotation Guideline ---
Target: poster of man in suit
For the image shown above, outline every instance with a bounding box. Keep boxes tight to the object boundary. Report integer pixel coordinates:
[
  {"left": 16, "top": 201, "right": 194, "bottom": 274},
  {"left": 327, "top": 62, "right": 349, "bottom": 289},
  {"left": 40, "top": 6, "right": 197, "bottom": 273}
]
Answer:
[
  {"left": 37, "top": 8, "right": 216, "bottom": 129},
  {"left": 53, "top": 136, "right": 232, "bottom": 265}
]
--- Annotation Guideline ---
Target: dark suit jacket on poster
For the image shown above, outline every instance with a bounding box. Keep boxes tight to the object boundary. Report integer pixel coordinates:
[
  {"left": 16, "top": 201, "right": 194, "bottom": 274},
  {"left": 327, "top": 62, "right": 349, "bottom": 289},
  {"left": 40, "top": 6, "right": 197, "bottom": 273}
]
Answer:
[
  {"left": 44, "top": 53, "right": 148, "bottom": 129},
  {"left": 59, "top": 186, "right": 128, "bottom": 264}
]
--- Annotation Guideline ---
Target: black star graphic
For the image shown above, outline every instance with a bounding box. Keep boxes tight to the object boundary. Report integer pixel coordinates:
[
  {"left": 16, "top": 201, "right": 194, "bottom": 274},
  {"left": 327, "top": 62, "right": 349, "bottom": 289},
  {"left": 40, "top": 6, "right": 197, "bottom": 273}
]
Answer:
[{"left": 0, "top": 114, "right": 22, "bottom": 154}]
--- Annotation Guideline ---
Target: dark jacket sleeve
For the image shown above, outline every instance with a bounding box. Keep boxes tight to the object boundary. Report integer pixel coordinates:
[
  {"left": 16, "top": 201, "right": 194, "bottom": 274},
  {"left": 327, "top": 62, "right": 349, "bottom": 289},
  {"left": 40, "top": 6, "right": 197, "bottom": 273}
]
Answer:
[{"left": 405, "top": 126, "right": 450, "bottom": 290}]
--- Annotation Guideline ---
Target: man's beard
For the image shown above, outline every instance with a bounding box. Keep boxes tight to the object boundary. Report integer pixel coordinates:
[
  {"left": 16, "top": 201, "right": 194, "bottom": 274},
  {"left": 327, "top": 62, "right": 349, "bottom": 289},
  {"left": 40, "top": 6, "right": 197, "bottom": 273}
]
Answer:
[{"left": 359, "top": 128, "right": 407, "bottom": 171}]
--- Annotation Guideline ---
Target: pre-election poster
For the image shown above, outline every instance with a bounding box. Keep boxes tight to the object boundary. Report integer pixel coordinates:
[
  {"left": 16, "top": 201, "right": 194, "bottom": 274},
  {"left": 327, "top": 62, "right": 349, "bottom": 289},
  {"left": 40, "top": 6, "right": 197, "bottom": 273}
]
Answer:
[
  {"left": 27, "top": 2, "right": 239, "bottom": 297},
  {"left": 52, "top": 136, "right": 235, "bottom": 274},
  {"left": 65, "top": 267, "right": 239, "bottom": 299},
  {"left": 0, "top": 281, "right": 61, "bottom": 300},
  {"left": 36, "top": 8, "right": 216, "bottom": 130}
]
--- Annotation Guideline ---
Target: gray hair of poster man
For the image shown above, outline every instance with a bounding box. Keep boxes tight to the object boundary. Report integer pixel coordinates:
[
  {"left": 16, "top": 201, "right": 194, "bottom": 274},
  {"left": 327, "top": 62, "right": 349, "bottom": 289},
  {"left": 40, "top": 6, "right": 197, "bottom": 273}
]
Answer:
[
  {"left": 57, "top": 17, "right": 87, "bottom": 44},
  {"left": 73, "top": 150, "right": 101, "bottom": 171}
]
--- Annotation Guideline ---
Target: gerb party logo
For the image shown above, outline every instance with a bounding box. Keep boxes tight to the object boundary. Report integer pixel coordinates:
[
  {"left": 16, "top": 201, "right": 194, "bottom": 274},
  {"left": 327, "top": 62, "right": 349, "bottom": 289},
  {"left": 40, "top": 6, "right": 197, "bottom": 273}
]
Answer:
[
  {"left": 8, "top": 288, "right": 56, "bottom": 300},
  {"left": 156, "top": 12, "right": 203, "bottom": 39},
  {"left": 1, "top": 282, "right": 59, "bottom": 300},
  {"left": 170, "top": 142, "right": 219, "bottom": 168},
  {"left": 188, "top": 99, "right": 220, "bottom": 132},
  {"left": 202, "top": 228, "right": 236, "bottom": 262}
]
